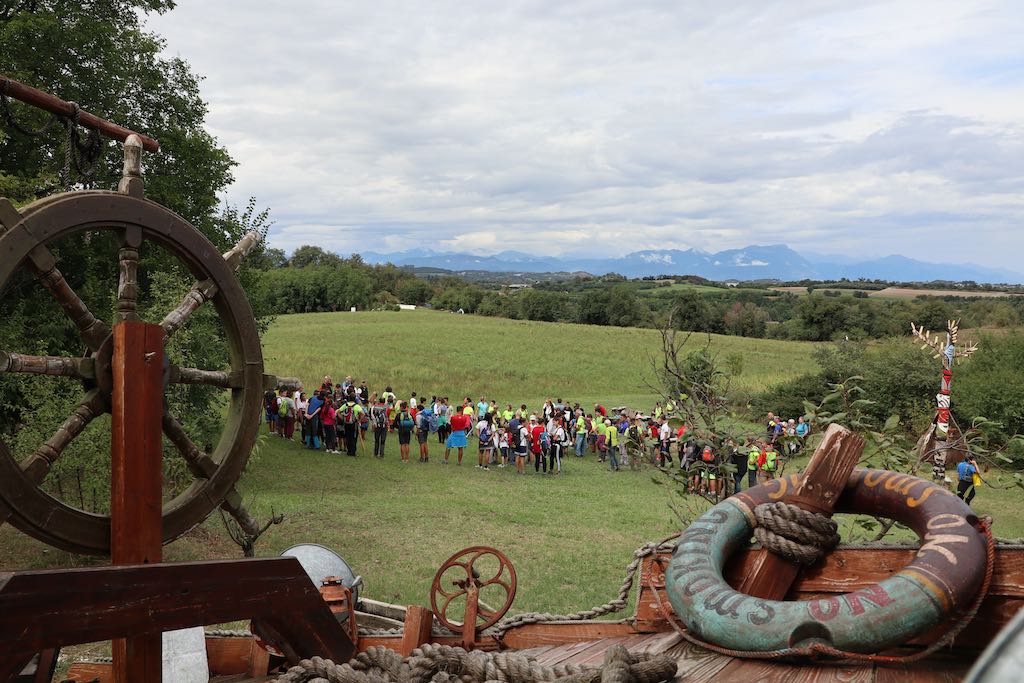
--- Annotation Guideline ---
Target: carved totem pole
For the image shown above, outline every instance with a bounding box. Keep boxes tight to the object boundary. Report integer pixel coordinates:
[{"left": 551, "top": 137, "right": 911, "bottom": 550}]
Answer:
[{"left": 910, "top": 320, "right": 978, "bottom": 483}]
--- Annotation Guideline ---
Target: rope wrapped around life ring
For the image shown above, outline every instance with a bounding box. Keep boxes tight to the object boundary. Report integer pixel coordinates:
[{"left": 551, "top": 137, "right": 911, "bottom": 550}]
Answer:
[
  {"left": 666, "top": 468, "right": 989, "bottom": 654},
  {"left": 752, "top": 501, "right": 839, "bottom": 566},
  {"left": 272, "top": 643, "right": 678, "bottom": 683}
]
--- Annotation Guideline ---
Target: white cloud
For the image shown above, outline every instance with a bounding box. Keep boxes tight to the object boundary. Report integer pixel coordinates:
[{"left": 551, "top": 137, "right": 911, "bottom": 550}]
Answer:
[{"left": 147, "top": 0, "right": 1024, "bottom": 269}]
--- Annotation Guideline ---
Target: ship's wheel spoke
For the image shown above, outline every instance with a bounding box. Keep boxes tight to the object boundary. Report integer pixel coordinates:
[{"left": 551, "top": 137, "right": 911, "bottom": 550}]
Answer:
[
  {"left": 115, "top": 226, "right": 142, "bottom": 322},
  {"left": 0, "top": 389, "right": 108, "bottom": 527},
  {"left": 0, "top": 351, "right": 95, "bottom": 381},
  {"left": 27, "top": 244, "right": 111, "bottom": 352},
  {"left": 168, "top": 365, "right": 244, "bottom": 389},
  {"left": 160, "top": 231, "right": 261, "bottom": 342},
  {"left": 161, "top": 410, "right": 259, "bottom": 535}
]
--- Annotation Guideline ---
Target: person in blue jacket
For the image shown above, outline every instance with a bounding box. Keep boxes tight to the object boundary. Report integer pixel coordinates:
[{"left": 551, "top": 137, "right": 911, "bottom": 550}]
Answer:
[{"left": 956, "top": 456, "right": 979, "bottom": 505}]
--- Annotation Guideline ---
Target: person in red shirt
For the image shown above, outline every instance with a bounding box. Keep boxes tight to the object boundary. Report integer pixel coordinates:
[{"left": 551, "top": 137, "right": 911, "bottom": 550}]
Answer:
[
  {"left": 529, "top": 415, "right": 547, "bottom": 474},
  {"left": 445, "top": 409, "right": 470, "bottom": 465}
]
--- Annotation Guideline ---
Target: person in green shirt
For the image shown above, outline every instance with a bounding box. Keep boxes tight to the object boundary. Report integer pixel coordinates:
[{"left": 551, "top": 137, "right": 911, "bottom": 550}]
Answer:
[
  {"left": 747, "top": 440, "right": 761, "bottom": 488},
  {"left": 758, "top": 443, "right": 779, "bottom": 484},
  {"left": 605, "top": 419, "right": 620, "bottom": 471},
  {"left": 338, "top": 392, "right": 365, "bottom": 456},
  {"left": 502, "top": 404, "right": 515, "bottom": 424},
  {"left": 574, "top": 412, "right": 587, "bottom": 456}
]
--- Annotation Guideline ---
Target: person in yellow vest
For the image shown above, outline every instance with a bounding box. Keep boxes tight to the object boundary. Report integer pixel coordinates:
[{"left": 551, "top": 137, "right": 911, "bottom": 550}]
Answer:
[
  {"left": 758, "top": 442, "right": 779, "bottom": 484},
  {"left": 653, "top": 401, "right": 663, "bottom": 420},
  {"left": 605, "top": 418, "right": 620, "bottom": 471},
  {"left": 746, "top": 441, "right": 761, "bottom": 488}
]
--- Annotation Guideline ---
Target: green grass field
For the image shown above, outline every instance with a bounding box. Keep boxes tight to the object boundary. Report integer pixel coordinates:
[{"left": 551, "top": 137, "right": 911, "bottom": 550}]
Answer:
[
  {"left": 261, "top": 309, "right": 820, "bottom": 408},
  {"left": 2, "top": 310, "right": 1021, "bottom": 621}
]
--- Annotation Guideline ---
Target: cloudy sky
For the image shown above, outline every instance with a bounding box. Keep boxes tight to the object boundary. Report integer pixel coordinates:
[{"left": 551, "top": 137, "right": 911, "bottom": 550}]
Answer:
[{"left": 148, "top": 1, "right": 1024, "bottom": 268}]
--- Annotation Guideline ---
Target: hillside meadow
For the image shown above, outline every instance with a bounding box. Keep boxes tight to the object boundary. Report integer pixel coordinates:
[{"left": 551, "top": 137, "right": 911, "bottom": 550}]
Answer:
[{"left": 260, "top": 309, "right": 821, "bottom": 408}]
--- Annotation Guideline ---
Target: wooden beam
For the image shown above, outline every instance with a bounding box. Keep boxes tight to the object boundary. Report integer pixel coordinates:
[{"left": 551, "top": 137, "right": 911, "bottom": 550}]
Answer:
[
  {"left": 0, "top": 558, "right": 354, "bottom": 666},
  {"left": 110, "top": 321, "right": 164, "bottom": 683},
  {"left": 737, "top": 423, "right": 864, "bottom": 600},
  {"left": 400, "top": 606, "right": 434, "bottom": 656},
  {"left": 0, "top": 75, "right": 160, "bottom": 152}
]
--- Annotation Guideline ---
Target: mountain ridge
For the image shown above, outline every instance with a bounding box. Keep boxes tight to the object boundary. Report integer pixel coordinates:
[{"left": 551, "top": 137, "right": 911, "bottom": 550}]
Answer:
[{"left": 356, "top": 245, "right": 1022, "bottom": 284}]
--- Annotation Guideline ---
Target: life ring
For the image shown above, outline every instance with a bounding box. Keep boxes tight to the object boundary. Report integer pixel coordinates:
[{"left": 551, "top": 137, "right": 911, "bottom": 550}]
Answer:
[{"left": 666, "top": 468, "right": 988, "bottom": 653}]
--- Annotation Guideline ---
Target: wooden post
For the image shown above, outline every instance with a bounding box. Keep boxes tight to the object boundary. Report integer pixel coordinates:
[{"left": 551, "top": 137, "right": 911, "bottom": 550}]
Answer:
[
  {"left": 110, "top": 320, "right": 164, "bottom": 683},
  {"left": 400, "top": 606, "right": 434, "bottom": 656},
  {"left": 738, "top": 423, "right": 864, "bottom": 600}
]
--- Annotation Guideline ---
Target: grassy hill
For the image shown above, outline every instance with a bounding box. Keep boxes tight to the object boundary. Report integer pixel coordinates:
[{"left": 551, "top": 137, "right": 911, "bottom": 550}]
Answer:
[{"left": 260, "top": 309, "right": 820, "bottom": 409}]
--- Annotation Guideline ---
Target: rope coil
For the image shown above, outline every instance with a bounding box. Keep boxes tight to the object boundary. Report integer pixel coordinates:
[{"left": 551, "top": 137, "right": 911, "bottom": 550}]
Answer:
[
  {"left": 753, "top": 501, "right": 839, "bottom": 566},
  {"left": 272, "top": 643, "right": 677, "bottom": 683}
]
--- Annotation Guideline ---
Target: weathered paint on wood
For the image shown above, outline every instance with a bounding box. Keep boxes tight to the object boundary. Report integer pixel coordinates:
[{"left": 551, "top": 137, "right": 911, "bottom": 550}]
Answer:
[{"left": 737, "top": 423, "right": 864, "bottom": 600}]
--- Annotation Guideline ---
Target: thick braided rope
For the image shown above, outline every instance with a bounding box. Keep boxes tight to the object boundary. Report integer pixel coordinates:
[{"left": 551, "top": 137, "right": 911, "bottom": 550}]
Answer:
[
  {"left": 272, "top": 643, "right": 677, "bottom": 683},
  {"left": 489, "top": 540, "right": 677, "bottom": 637},
  {"left": 753, "top": 501, "right": 839, "bottom": 566}
]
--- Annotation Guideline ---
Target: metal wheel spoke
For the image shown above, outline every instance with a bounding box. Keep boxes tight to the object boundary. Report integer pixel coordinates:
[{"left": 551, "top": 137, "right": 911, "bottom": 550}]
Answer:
[
  {"left": 160, "top": 231, "right": 261, "bottom": 341},
  {"left": 116, "top": 226, "right": 141, "bottom": 322},
  {"left": 28, "top": 244, "right": 110, "bottom": 351},
  {"left": 161, "top": 411, "right": 260, "bottom": 535},
  {"left": 0, "top": 389, "right": 108, "bottom": 528},
  {"left": 168, "top": 365, "right": 243, "bottom": 389},
  {"left": 0, "top": 351, "right": 95, "bottom": 380}
]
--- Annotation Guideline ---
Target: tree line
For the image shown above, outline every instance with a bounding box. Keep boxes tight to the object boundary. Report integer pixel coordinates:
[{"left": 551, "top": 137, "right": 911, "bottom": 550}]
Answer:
[{"left": 253, "top": 245, "right": 1024, "bottom": 344}]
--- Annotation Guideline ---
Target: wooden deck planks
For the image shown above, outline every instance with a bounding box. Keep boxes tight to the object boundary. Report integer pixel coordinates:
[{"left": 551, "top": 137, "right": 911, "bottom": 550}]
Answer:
[{"left": 713, "top": 658, "right": 875, "bottom": 683}]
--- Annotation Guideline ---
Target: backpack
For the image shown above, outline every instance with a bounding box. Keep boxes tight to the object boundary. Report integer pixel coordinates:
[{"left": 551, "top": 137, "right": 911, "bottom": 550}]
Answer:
[
  {"left": 539, "top": 430, "right": 551, "bottom": 450},
  {"left": 479, "top": 425, "right": 490, "bottom": 443},
  {"left": 510, "top": 425, "right": 521, "bottom": 447},
  {"left": 341, "top": 403, "right": 357, "bottom": 425},
  {"left": 372, "top": 406, "right": 387, "bottom": 429},
  {"left": 278, "top": 398, "right": 290, "bottom": 418},
  {"left": 757, "top": 448, "right": 768, "bottom": 469},
  {"left": 628, "top": 426, "right": 639, "bottom": 442},
  {"left": 596, "top": 433, "right": 607, "bottom": 451},
  {"left": 418, "top": 411, "right": 431, "bottom": 431},
  {"left": 399, "top": 412, "right": 415, "bottom": 430}
]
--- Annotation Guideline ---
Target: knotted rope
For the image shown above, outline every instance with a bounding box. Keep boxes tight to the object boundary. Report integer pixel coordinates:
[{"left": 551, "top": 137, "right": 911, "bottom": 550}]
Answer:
[
  {"left": 752, "top": 501, "right": 839, "bottom": 565},
  {"left": 489, "top": 539, "right": 677, "bottom": 637},
  {"left": 272, "top": 643, "right": 677, "bottom": 683}
]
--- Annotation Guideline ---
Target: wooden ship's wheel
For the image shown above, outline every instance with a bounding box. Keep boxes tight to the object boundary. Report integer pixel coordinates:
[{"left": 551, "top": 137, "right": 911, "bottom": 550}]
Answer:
[{"left": 0, "top": 186, "right": 284, "bottom": 555}]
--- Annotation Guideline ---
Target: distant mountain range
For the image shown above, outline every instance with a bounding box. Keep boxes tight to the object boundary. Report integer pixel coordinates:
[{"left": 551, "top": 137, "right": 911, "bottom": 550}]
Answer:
[{"left": 359, "top": 245, "right": 1023, "bottom": 284}]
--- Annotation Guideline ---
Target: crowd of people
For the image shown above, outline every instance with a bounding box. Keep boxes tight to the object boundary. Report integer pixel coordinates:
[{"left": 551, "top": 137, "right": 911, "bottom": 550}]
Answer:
[{"left": 261, "top": 377, "right": 813, "bottom": 492}]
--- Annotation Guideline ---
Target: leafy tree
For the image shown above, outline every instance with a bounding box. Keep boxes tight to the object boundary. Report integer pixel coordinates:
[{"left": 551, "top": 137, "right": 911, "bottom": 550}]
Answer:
[{"left": 289, "top": 245, "right": 342, "bottom": 269}]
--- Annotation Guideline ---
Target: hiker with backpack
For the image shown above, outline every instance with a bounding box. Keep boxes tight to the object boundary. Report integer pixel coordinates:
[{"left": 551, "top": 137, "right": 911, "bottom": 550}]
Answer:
[
  {"left": 605, "top": 418, "right": 620, "bottom": 471},
  {"left": 305, "top": 391, "right": 324, "bottom": 450},
  {"left": 746, "top": 440, "right": 761, "bottom": 488},
  {"left": 417, "top": 402, "right": 435, "bottom": 462},
  {"left": 529, "top": 415, "right": 548, "bottom": 473},
  {"left": 658, "top": 417, "right": 672, "bottom": 467},
  {"left": 445, "top": 406, "right": 471, "bottom": 465},
  {"left": 371, "top": 396, "right": 389, "bottom": 457},
  {"left": 277, "top": 388, "right": 296, "bottom": 439},
  {"left": 322, "top": 396, "right": 339, "bottom": 454},
  {"left": 392, "top": 401, "right": 415, "bottom": 463},
  {"left": 476, "top": 413, "right": 493, "bottom": 470},
  {"left": 339, "top": 390, "right": 364, "bottom": 456},
  {"left": 574, "top": 410, "right": 588, "bottom": 457},
  {"left": 264, "top": 389, "right": 279, "bottom": 435},
  {"left": 757, "top": 442, "right": 779, "bottom": 484},
  {"left": 295, "top": 392, "right": 308, "bottom": 445},
  {"left": 437, "top": 398, "right": 451, "bottom": 444},
  {"left": 548, "top": 416, "right": 567, "bottom": 474},
  {"left": 698, "top": 444, "right": 720, "bottom": 497}
]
